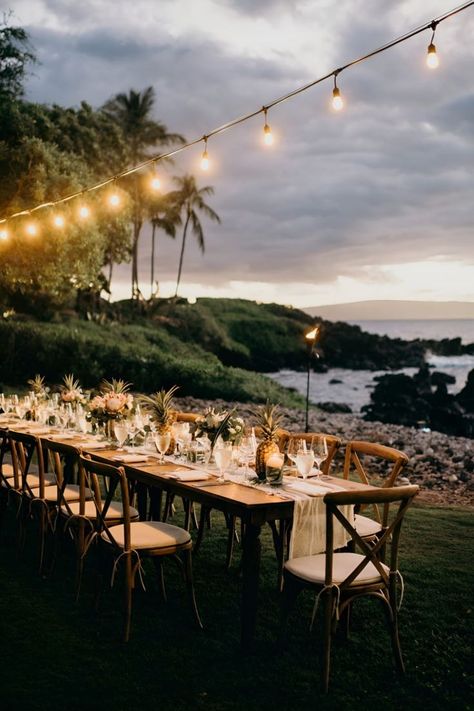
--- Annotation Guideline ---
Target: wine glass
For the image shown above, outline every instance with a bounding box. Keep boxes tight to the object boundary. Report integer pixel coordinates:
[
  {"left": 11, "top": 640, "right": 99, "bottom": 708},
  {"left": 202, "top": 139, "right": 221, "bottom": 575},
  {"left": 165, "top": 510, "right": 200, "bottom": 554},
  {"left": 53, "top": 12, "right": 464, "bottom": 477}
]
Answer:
[
  {"left": 311, "top": 436, "right": 329, "bottom": 479},
  {"left": 154, "top": 432, "right": 171, "bottom": 463},
  {"left": 295, "top": 448, "right": 315, "bottom": 480},
  {"left": 214, "top": 441, "right": 233, "bottom": 482},
  {"left": 287, "top": 438, "right": 306, "bottom": 465},
  {"left": 114, "top": 422, "right": 128, "bottom": 450},
  {"left": 239, "top": 435, "right": 255, "bottom": 479}
]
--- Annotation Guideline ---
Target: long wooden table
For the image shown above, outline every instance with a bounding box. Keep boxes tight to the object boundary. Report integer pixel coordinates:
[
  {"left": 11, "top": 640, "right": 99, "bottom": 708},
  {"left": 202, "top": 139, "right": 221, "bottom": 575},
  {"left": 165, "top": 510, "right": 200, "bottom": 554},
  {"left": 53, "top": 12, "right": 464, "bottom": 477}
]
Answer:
[{"left": 1, "top": 423, "right": 378, "bottom": 648}]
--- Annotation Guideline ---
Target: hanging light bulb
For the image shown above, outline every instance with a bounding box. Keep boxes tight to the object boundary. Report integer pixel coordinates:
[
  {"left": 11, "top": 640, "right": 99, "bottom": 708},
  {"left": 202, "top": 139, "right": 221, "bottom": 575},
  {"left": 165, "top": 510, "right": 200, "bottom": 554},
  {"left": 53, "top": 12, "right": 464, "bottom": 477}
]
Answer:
[
  {"left": 26, "top": 221, "right": 38, "bottom": 236},
  {"left": 53, "top": 214, "right": 65, "bottom": 228},
  {"left": 150, "top": 164, "right": 161, "bottom": 191},
  {"left": 0, "top": 227, "right": 8, "bottom": 241},
  {"left": 108, "top": 192, "right": 121, "bottom": 208},
  {"left": 426, "top": 22, "right": 439, "bottom": 69},
  {"left": 78, "top": 204, "right": 90, "bottom": 220},
  {"left": 201, "top": 136, "right": 210, "bottom": 171},
  {"left": 263, "top": 107, "right": 273, "bottom": 146},
  {"left": 332, "top": 73, "right": 344, "bottom": 111}
]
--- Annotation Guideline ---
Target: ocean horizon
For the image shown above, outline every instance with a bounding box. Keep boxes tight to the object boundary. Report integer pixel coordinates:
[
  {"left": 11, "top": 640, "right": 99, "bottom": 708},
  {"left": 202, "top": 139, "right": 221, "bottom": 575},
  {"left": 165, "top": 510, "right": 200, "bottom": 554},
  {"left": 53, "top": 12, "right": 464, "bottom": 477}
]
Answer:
[{"left": 348, "top": 318, "right": 474, "bottom": 344}]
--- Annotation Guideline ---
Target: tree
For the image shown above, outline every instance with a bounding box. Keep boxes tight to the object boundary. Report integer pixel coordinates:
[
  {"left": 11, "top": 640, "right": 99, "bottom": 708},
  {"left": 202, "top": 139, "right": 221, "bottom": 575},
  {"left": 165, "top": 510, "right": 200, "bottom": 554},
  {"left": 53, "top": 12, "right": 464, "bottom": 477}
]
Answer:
[
  {"left": 102, "top": 87, "right": 185, "bottom": 298},
  {"left": 172, "top": 174, "right": 221, "bottom": 298},
  {"left": 0, "top": 16, "right": 35, "bottom": 99},
  {"left": 147, "top": 192, "right": 181, "bottom": 298}
]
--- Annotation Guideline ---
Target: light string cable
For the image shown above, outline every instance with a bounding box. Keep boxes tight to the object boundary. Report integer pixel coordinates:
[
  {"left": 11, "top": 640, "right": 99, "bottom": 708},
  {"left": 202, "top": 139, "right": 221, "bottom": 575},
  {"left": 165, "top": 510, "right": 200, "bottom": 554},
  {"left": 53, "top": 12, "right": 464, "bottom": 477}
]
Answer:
[{"left": 1, "top": 0, "right": 473, "bottom": 224}]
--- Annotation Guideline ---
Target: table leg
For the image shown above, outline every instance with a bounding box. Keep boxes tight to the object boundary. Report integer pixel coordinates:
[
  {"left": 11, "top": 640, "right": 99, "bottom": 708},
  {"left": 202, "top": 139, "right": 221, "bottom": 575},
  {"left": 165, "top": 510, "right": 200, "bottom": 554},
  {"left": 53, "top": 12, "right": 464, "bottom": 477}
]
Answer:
[
  {"left": 241, "top": 521, "right": 262, "bottom": 649},
  {"left": 135, "top": 482, "right": 149, "bottom": 520}
]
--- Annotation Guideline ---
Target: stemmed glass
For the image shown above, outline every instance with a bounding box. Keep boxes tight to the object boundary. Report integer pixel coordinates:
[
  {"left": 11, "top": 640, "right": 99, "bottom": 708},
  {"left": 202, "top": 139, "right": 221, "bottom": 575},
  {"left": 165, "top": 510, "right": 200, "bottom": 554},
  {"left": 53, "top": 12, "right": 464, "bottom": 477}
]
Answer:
[
  {"left": 239, "top": 435, "right": 255, "bottom": 480},
  {"left": 154, "top": 432, "right": 171, "bottom": 463},
  {"left": 114, "top": 422, "right": 128, "bottom": 451},
  {"left": 214, "top": 441, "right": 233, "bottom": 482},
  {"left": 295, "top": 447, "right": 315, "bottom": 480},
  {"left": 311, "top": 436, "right": 329, "bottom": 479},
  {"left": 287, "top": 438, "right": 306, "bottom": 467}
]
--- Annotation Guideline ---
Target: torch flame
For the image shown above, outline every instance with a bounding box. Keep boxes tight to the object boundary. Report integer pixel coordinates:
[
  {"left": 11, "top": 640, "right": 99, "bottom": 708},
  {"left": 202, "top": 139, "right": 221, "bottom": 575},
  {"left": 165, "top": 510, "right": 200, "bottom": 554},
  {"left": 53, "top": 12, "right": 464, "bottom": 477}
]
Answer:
[{"left": 305, "top": 327, "right": 319, "bottom": 341}]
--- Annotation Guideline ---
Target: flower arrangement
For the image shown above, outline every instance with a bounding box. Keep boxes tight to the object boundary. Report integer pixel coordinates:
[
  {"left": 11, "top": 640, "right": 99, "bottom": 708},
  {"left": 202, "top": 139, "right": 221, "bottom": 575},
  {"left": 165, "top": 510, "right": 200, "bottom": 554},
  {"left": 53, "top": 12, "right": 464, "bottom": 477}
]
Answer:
[
  {"left": 60, "top": 374, "right": 85, "bottom": 405},
  {"left": 87, "top": 378, "right": 134, "bottom": 425},
  {"left": 194, "top": 407, "right": 245, "bottom": 447}
]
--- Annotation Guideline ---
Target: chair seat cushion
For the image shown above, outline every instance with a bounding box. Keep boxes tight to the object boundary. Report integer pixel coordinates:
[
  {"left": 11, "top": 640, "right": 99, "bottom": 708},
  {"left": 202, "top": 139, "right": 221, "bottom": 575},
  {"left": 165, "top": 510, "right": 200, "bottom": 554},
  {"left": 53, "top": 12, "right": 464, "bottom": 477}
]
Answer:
[
  {"left": 1, "top": 463, "right": 14, "bottom": 478},
  {"left": 285, "top": 552, "right": 389, "bottom": 586},
  {"left": 29, "top": 484, "right": 93, "bottom": 503},
  {"left": 60, "top": 500, "right": 139, "bottom": 521},
  {"left": 101, "top": 521, "right": 191, "bottom": 550},
  {"left": 26, "top": 472, "right": 56, "bottom": 488},
  {"left": 354, "top": 514, "right": 382, "bottom": 537}
]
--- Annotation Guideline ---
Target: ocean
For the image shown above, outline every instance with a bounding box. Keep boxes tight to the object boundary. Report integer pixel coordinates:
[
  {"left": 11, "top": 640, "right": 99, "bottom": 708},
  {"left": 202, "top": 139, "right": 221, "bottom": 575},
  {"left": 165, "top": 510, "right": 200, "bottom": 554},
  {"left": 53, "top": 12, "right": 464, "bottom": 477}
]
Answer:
[{"left": 268, "top": 319, "right": 474, "bottom": 413}]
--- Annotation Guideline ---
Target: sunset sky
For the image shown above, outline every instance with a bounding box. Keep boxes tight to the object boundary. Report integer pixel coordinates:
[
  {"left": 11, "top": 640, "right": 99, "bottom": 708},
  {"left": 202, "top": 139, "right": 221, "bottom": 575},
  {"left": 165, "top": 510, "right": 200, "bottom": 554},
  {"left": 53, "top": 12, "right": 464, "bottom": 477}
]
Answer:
[{"left": 13, "top": 0, "right": 474, "bottom": 307}]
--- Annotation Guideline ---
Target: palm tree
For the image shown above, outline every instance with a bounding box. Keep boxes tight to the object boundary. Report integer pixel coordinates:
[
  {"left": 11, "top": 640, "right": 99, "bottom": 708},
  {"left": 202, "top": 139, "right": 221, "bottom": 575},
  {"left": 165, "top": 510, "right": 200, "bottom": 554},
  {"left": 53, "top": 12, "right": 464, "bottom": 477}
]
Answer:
[
  {"left": 172, "top": 175, "right": 221, "bottom": 297},
  {"left": 102, "top": 87, "right": 184, "bottom": 298},
  {"left": 147, "top": 193, "right": 181, "bottom": 298}
]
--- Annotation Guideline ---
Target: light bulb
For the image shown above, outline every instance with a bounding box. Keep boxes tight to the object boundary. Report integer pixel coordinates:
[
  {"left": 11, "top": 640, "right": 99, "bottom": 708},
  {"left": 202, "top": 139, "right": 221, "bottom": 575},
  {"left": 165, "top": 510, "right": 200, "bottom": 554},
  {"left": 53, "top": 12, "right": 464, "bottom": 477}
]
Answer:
[
  {"left": 201, "top": 149, "right": 210, "bottom": 171},
  {"left": 426, "top": 43, "right": 439, "bottom": 69},
  {"left": 108, "top": 193, "right": 120, "bottom": 207},
  {"left": 53, "top": 214, "right": 65, "bottom": 228},
  {"left": 150, "top": 174, "right": 161, "bottom": 191},
  {"left": 26, "top": 222, "right": 38, "bottom": 236},
  {"left": 0, "top": 228, "right": 8, "bottom": 241},
  {"left": 263, "top": 123, "right": 273, "bottom": 146},
  {"left": 79, "top": 205, "right": 90, "bottom": 219},
  {"left": 332, "top": 86, "right": 344, "bottom": 111}
]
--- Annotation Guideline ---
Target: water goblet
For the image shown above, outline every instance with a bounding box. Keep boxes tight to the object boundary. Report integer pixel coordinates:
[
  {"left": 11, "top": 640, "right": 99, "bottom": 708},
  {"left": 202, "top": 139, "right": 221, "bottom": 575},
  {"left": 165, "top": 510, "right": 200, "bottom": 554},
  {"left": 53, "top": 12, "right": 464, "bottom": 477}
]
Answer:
[
  {"left": 114, "top": 422, "right": 128, "bottom": 451},
  {"left": 311, "top": 436, "right": 329, "bottom": 479},
  {"left": 154, "top": 432, "right": 171, "bottom": 463},
  {"left": 214, "top": 441, "right": 233, "bottom": 482},
  {"left": 295, "top": 448, "right": 315, "bottom": 480}
]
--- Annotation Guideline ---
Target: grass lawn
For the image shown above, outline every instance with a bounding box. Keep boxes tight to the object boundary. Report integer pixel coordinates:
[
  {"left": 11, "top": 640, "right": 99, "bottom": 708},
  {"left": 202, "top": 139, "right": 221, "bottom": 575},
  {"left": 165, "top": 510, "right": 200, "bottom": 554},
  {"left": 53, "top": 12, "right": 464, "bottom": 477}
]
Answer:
[{"left": 0, "top": 503, "right": 472, "bottom": 711}]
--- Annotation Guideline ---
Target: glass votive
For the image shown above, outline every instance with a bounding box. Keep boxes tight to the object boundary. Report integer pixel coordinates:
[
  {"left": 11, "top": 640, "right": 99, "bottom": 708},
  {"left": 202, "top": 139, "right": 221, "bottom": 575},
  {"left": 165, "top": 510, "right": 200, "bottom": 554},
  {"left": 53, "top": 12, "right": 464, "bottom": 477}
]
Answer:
[{"left": 265, "top": 452, "right": 285, "bottom": 486}]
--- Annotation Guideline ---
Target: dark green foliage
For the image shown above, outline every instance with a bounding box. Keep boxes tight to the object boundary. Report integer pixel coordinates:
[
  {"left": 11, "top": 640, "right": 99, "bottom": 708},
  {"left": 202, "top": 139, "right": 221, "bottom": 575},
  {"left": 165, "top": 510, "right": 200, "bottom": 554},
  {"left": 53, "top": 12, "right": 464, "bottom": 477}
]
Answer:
[
  {"left": 0, "top": 17, "right": 35, "bottom": 99},
  {"left": 0, "top": 503, "right": 472, "bottom": 709}
]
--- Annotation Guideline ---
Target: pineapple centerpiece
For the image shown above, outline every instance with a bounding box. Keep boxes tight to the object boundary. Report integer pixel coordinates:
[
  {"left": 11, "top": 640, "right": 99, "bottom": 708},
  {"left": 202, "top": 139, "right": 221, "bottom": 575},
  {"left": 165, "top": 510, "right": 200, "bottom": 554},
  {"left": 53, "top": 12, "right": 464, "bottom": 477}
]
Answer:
[
  {"left": 254, "top": 401, "right": 283, "bottom": 481},
  {"left": 140, "top": 385, "right": 179, "bottom": 454}
]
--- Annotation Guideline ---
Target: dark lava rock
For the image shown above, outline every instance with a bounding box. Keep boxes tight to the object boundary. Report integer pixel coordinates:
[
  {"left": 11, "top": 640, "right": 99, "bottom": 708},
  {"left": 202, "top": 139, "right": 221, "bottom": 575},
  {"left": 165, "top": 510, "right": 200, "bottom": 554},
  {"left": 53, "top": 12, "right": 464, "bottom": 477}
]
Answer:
[
  {"left": 329, "top": 378, "right": 343, "bottom": 385},
  {"left": 317, "top": 401, "right": 352, "bottom": 414},
  {"left": 431, "top": 371, "right": 456, "bottom": 386},
  {"left": 457, "top": 368, "right": 474, "bottom": 413}
]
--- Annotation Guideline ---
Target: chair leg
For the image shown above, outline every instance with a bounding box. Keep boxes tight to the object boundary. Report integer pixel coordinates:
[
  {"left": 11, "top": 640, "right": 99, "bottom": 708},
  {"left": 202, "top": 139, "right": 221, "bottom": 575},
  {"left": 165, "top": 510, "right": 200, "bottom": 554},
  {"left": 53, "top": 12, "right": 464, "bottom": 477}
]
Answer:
[
  {"left": 322, "top": 588, "right": 335, "bottom": 693},
  {"left": 225, "top": 515, "right": 236, "bottom": 570},
  {"left": 194, "top": 505, "right": 209, "bottom": 554},
  {"left": 279, "top": 574, "right": 302, "bottom": 648},
  {"left": 153, "top": 557, "right": 167, "bottom": 602},
  {"left": 183, "top": 548, "right": 203, "bottom": 629},
  {"left": 123, "top": 552, "right": 133, "bottom": 642},
  {"left": 268, "top": 520, "right": 285, "bottom": 589},
  {"left": 388, "top": 583, "right": 405, "bottom": 673}
]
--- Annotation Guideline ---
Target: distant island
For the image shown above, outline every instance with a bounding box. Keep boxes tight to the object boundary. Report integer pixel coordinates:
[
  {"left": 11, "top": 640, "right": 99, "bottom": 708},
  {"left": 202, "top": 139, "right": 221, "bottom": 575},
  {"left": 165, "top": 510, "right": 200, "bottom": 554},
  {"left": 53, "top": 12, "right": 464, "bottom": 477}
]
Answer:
[{"left": 305, "top": 300, "right": 474, "bottom": 321}]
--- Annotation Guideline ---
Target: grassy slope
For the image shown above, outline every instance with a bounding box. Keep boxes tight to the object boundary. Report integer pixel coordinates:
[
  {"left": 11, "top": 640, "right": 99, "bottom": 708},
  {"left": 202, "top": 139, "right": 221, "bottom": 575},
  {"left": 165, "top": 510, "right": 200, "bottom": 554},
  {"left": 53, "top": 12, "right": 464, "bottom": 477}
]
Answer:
[{"left": 0, "top": 503, "right": 472, "bottom": 711}]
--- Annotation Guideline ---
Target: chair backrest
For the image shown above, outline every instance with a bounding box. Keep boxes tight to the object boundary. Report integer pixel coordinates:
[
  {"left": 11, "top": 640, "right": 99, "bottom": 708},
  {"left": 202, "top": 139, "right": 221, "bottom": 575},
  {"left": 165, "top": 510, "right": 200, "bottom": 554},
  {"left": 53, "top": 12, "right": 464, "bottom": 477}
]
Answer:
[
  {"left": 8, "top": 431, "right": 48, "bottom": 497},
  {"left": 174, "top": 411, "right": 200, "bottom": 424},
  {"left": 79, "top": 455, "right": 131, "bottom": 550},
  {"left": 280, "top": 432, "right": 342, "bottom": 476},
  {"left": 0, "top": 427, "right": 18, "bottom": 490},
  {"left": 343, "top": 440, "right": 409, "bottom": 526},
  {"left": 42, "top": 439, "right": 81, "bottom": 514},
  {"left": 324, "top": 485, "right": 419, "bottom": 590}
]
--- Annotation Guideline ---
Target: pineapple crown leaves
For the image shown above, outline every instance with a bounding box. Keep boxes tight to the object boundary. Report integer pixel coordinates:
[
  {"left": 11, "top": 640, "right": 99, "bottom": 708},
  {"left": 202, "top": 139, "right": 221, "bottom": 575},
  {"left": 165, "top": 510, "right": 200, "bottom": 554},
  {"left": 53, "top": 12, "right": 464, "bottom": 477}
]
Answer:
[
  {"left": 61, "top": 373, "right": 81, "bottom": 393},
  {"left": 100, "top": 378, "right": 131, "bottom": 395},
  {"left": 140, "top": 385, "right": 179, "bottom": 423},
  {"left": 27, "top": 374, "right": 46, "bottom": 394},
  {"left": 255, "top": 400, "right": 283, "bottom": 439}
]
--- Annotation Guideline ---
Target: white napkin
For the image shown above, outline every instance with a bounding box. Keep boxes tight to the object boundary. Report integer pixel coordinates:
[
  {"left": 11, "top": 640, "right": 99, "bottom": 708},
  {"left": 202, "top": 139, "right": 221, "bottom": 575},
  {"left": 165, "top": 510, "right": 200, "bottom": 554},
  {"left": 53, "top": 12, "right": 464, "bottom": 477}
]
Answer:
[
  {"left": 285, "top": 480, "right": 329, "bottom": 496},
  {"left": 113, "top": 454, "right": 149, "bottom": 464},
  {"left": 77, "top": 440, "right": 108, "bottom": 450},
  {"left": 47, "top": 433, "right": 76, "bottom": 440},
  {"left": 166, "top": 470, "right": 211, "bottom": 482}
]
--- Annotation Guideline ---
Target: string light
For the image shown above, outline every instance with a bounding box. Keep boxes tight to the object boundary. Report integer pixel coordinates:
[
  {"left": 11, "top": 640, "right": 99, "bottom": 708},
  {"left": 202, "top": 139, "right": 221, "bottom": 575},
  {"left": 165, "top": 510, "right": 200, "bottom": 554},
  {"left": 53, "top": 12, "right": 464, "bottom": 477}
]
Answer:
[
  {"left": 25, "top": 222, "right": 38, "bottom": 237},
  {"left": 108, "top": 192, "right": 121, "bottom": 208},
  {"left": 332, "top": 73, "right": 344, "bottom": 111},
  {"left": 262, "top": 107, "right": 274, "bottom": 146},
  {"left": 0, "top": 1, "right": 472, "bottom": 227},
  {"left": 150, "top": 166, "right": 161, "bottom": 191},
  {"left": 53, "top": 214, "right": 65, "bottom": 228},
  {"left": 78, "top": 204, "right": 90, "bottom": 220},
  {"left": 427, "top": 20, "right": 440, "bottom": 68},
  {"left": 0, "top": 228, "right": 8, "bottom": 240},
  {"left": 201, "top": 136, "right": 210, "bottom": 171}
]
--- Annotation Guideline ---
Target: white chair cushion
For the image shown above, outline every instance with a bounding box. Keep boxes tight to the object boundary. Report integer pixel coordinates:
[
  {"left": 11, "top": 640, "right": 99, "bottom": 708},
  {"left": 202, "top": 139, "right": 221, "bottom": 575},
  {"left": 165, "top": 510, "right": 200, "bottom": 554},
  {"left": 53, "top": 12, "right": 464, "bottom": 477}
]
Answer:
[
  {"left": 1, "top": 463, "right": 14, "bottom": 477},
  {"left": 25, "top": 472, "right": 56, "bottom": 488},
  {"left": 101, "top": 521, "right": 191, "bottom": 550},
  {"left": 354, "top": 514, "right": 382, "bottom": 537},
  {"left": 29, "top": 484, "right": 92, "bottom": 502},
  {"left": 285, "top": 552, "right": 389, "bottom": 586},
  {"left": 60, "top": 500, "right": 139, "bottom": 521}
]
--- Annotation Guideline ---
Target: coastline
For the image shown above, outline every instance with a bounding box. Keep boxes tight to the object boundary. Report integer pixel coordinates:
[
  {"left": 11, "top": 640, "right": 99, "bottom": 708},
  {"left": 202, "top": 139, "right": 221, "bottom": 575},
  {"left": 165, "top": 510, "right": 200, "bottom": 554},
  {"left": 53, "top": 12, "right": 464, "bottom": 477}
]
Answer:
[{"left": 177, "top": 396, "right": 474, "bottom": 508}]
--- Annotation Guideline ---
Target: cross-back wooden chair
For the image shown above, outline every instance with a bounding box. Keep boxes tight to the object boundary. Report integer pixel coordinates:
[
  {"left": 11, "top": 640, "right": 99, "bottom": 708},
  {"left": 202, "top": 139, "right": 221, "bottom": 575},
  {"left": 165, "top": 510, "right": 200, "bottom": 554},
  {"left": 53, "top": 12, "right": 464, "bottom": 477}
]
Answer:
[
  {"left": 0, "top": 426, "right": 20, "bottom": 531},
  {"left": 343, "top": 441, "right": 409, "bottom": 543},
  {"left": 282, "top": 485, "right": 419, "bottom": 692},
  {"left": 79, "top": 455, "right": 202, "bottom": 641}
]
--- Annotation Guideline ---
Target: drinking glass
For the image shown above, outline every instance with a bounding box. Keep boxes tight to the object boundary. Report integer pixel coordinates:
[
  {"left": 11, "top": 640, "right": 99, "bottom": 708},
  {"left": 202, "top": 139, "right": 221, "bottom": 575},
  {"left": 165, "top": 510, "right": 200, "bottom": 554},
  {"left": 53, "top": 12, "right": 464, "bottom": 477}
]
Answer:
[
  {"left": 239, "top": 435, "right": 255, "bottom": 479},
  {"left": 214, "top": 441, "right": 233, "bottom": 482},
  {"left": 154, "top": 432, "right": 171, "bottom": 463},
  {"left": 114, "top": 422, "right": 128, "bottom": 450},
  {"left": 311, "top": 436, "right": 329, "bottom": 479},
  {"left": 287, "top": 438, "right": 306, "bottom": 465},
  {"left": 295, "top": 449, "right": 315, "bottom": 479}
]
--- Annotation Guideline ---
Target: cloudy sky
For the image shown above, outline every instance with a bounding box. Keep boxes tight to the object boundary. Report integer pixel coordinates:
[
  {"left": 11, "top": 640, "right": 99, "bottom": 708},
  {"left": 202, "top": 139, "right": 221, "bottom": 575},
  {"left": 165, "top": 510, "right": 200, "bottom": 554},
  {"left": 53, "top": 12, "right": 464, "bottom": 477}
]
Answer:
[{"left": 13, "top": 0, "right": 474, "bottom": 307}]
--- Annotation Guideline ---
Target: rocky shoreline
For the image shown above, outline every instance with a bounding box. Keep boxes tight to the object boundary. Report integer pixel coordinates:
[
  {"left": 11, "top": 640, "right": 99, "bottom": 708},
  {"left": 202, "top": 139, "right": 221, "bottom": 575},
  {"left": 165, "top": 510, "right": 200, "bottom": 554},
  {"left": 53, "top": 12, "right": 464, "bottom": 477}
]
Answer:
[{"left": 177, "top": 396, "right": 474, "bottom": 508}]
